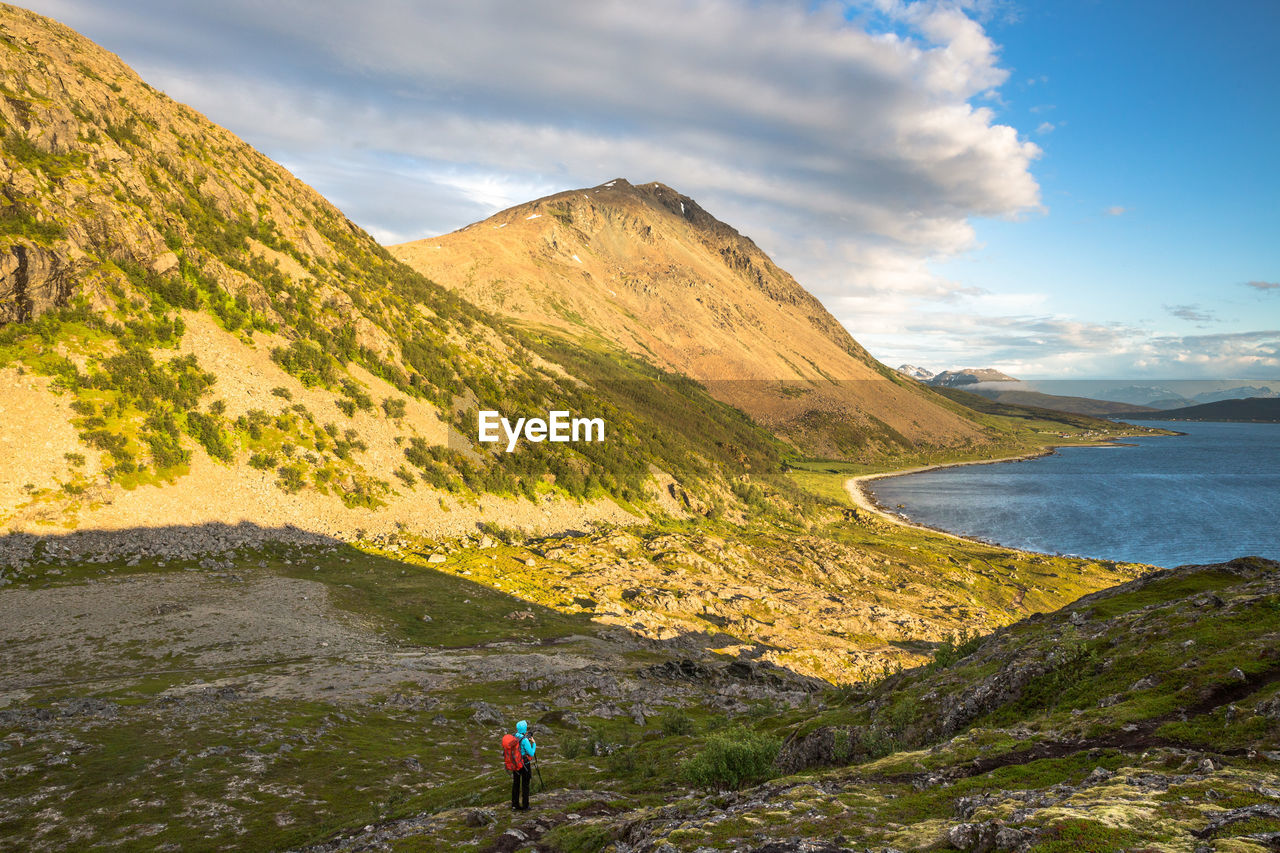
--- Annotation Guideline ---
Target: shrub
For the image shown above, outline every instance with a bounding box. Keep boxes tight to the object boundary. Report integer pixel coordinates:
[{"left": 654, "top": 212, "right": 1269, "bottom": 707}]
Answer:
[
  {"left": 276, "top": 463, "right": 306, "bottom": 493},
  {"left": 144, "top": 411, "right": 189, "bottom": 470},
  {"left": 271, "top": 386, "right": 293, "bottom": 401},
  {"left": 185, "top": 410, "right": 234, "bottom": 462},
  {"left": 477, "top": 521, "right": 521, "bottom": 545},
  {"left": 381, "top": 397, "right": 407, "bottom": 419},
  {"left": 659, "top": 708, "right": 695, "bottom": 736},
  {"left": 931, "top": 629, "right": 982, "bottom": 669},
  {"left": 248, "top": 452, "right": 277, "bottom": 470},
  {"left": 339, "top": 378, "right": 373, "bottom": 411},
  {"left": 856, "top": 727, "right": 896, "bottom": 760},
  {"left": 271, "top": 340, "right": 335, "bottom": 388},
  {"left": 82, "top": 428, "right": 129, "bottom": 459},
  {"left": 680, "top": 725, "right": 781, "bottom": 790}
]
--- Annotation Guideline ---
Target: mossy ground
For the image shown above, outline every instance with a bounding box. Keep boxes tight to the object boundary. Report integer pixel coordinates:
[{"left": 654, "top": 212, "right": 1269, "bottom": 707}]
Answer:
[{"left": 4, "top": 541, "right": 1276, "bottom": 851}]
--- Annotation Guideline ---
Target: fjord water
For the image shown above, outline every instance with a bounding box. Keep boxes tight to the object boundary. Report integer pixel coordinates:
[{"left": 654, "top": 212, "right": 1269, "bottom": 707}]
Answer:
[{"left": 866, "top": 421, "right": 1279, "bottom": 567}]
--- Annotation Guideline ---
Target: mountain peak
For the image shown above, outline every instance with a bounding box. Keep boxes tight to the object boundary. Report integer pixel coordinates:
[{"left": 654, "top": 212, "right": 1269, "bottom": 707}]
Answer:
[
  {"left": 896, "top": 364, "right": 936, "bottom": 381},
  {"left": 396, "top": 183, "right": 992, "bottom": 457},
  {"left": 928, "top": 368, "right": 1018, "bottom": 387}
]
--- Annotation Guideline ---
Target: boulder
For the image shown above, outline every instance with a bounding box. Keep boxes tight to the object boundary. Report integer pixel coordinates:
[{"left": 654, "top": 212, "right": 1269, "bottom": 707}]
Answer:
[
  {"left": 464, "top": 808, "right": 494, "bottom": 827},
  {"left": 469, "top": 701, "right": 504, "bottom": 726},
  {"left": 0, "top": 243, "right": 80, "bottom": 323}
]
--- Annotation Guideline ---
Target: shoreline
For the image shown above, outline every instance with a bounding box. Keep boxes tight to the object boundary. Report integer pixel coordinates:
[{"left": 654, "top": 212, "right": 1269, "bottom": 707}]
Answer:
[{"left": 842, "top": 442, "right": 1134, "bottom": 556}]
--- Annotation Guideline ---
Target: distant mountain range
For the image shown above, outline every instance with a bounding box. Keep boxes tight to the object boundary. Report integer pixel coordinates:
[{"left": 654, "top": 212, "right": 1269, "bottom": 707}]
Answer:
[
  {"left": 1135, "top": 397, "right": 1280, "bottom": 422},
  {"left": 927, "top": 368, "right": 1019, "bottom": 387},
  {"left": 892, "top": 367, "right": 1279, "bottom": 415},
  {"left": 961, "top": 389, "right": 1158, "bottom": 418},
  {"left": 1087, "top": 384, "right": 1278, "bottom": 409}
]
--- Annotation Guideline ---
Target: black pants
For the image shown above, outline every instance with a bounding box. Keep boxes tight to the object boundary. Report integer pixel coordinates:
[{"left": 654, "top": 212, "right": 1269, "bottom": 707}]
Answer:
[{"left": 511, "top": 766, "right": 531, "bottom": 809}]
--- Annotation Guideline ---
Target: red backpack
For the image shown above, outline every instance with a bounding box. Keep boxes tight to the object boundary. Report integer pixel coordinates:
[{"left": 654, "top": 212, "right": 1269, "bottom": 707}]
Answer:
[{"left": 502, "top": 733, "right": 525, "bottom": 771}]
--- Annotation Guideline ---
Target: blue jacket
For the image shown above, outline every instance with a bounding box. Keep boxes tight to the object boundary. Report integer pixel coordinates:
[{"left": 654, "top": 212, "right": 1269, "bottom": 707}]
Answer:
[{"left": 515, "top": 720, "right": 536, "bottom": 760}]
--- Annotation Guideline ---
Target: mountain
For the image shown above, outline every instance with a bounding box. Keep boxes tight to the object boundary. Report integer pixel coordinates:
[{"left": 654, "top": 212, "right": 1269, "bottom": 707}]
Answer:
[
  {"left": 1097, "top": 384, "right": 1192, "bottom": 408},
  {"left": 1097, "top": 383, "right": 1280, "bottom": 411},
  {"left": 394, "top": 180, "right": 993, "bottom": 459},
  {"left": 963, "top": 387, "right": 1159, "bottom": 417},
  {"left": 1191, "top": 384, "right": 1277, "bottom": 404},
  {"left": 1138, "top": 397, "right": 1280, "bottom": 422},
  {"left": 1, "top": 5, "right": 807, "bottom": 539},
  {"left": 0, "top": 2, "right": 524, "bottom": 535},
  {"left": 927, "top": 367, "right": 1019, "bottom": 387},
  {"left": 896, "top": 363, "right": 935, "bottom": 380}
]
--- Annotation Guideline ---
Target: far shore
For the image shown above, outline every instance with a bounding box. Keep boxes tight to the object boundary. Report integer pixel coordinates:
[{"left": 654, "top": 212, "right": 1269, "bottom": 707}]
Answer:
[{"left": 842, "top": 441, "right": 1143, "bottom": 554}]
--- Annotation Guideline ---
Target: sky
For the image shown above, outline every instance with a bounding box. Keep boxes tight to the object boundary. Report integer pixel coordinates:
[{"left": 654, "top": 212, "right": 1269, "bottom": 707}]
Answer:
[{"left": 23, "top": 0, "right": 1280, "bottom": 379}]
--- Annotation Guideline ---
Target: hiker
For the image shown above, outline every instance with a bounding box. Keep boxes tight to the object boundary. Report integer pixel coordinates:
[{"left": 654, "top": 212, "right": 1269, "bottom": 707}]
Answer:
[{"left": 503, "top": 719, "right": 537, "bottom": 810}]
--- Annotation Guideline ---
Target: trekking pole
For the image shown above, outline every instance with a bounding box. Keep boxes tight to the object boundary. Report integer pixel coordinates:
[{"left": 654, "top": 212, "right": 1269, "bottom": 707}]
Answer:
[{"left": 533, "top": 758, "right": 545, "bottom": 792}]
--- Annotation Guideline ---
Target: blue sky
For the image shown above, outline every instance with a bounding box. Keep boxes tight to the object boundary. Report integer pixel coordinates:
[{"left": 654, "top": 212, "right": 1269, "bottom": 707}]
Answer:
[
  {"left": 915, "top": 0, "right": 1280, "bottom": 376},
  {"left": 23, "top": 0, "right": 1280, "bottom": 378}
]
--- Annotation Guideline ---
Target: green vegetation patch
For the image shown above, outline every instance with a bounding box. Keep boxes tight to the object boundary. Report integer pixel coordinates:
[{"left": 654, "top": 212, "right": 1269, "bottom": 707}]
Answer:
[
  {"left": 680, "top": 724, "right": 782, "bottom": 790},
  {"left": 1029, "top": 818, "right": 1150, "bottom": 852}
]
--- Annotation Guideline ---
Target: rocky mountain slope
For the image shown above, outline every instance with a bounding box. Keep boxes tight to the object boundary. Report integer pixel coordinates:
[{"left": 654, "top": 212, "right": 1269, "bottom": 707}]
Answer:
[
  {"left": 0, "top": 4, "right": 810, "bottom": 542},
  {"left": 578, "top": 555, "right": 1280, "bottom": 851},
  {"left": 395, "top": 181, "right": 993, "bottom": 459}
]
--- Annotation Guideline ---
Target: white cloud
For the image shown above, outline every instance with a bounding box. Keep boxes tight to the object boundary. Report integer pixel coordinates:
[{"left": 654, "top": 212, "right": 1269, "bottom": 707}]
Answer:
[
  {"left": 29, "top": 0, "right": 1042, "bottom": 302},
  {"left": 1164, "top": 304, "right": 1218, "bottom": 325},
  {"left": 1036, "top": 121, "right": 1054, "bottom": 134},
  {"left": 1246, "top": 280, "right": 1280, "bottom": 292},
  {"left": 40, "top": 1, "right": 1268, "bottom": 378},
  {"left": 867, "top": 307, "right": 1280, "bottom": 378}
]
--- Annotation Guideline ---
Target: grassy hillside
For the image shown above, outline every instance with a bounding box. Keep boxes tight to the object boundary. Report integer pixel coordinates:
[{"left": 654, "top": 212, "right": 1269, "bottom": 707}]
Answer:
[
  {"left": 0, "top": 4, "right": 826, "bottom": 536},
  {"left": 530, "top": 557, "right": 1280, "bottom": 851}
]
